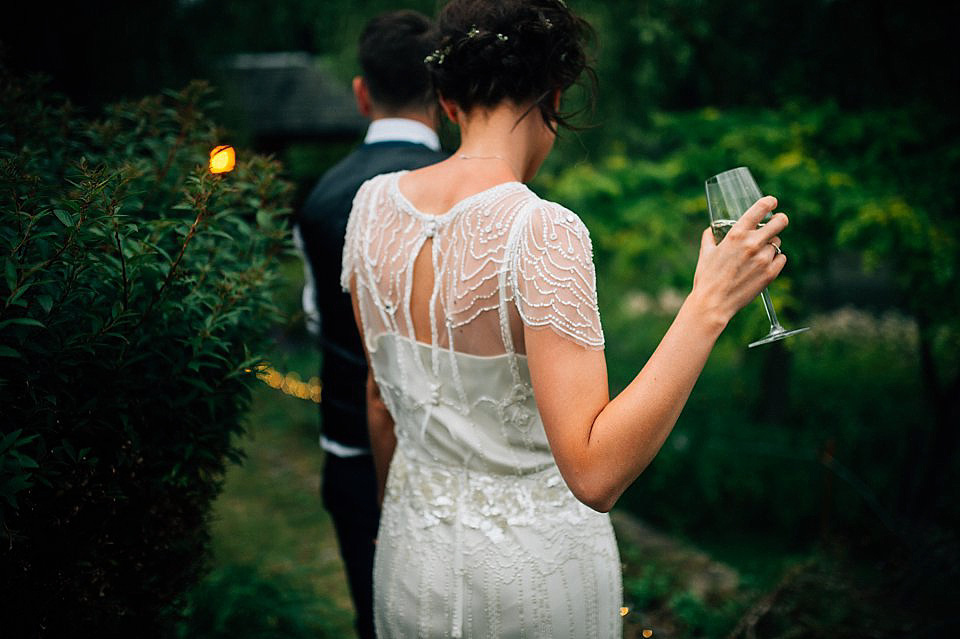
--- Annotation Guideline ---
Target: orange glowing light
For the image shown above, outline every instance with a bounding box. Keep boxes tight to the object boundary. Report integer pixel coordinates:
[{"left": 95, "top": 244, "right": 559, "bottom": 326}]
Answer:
[
  {"left": 619, "top": 607, "right": 629, "bottom": 617},
  {"left": 642, "top": 630, "right": 654, "bottom": 638},
  {"left": 209, "top": 145, "right": 236, "bottom": 174}
]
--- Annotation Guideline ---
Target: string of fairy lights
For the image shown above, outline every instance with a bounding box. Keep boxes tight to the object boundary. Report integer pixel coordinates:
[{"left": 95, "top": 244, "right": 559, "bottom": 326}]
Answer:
[{"left": 251, "top": 365, "right": 322, "bottom": 404}]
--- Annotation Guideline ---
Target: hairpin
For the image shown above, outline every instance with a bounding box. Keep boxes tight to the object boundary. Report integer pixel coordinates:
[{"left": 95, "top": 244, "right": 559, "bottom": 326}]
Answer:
[{"left": 424, "top": 45, "right": 451, "bottom": 65}]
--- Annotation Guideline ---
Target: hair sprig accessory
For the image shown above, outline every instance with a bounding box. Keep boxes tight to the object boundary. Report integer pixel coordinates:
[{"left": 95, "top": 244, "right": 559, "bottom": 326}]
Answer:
[
  {"left": 424, "top": 44, "right": 452, "bottom": 65},
  {"left": 471, "top": 24, "right": 509, "bottom": 41}
]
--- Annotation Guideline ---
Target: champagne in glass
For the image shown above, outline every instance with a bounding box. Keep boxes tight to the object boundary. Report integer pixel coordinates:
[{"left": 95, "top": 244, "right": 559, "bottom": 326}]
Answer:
[{"left": 705, "top": 167, "right": 809, "bottom": 348}]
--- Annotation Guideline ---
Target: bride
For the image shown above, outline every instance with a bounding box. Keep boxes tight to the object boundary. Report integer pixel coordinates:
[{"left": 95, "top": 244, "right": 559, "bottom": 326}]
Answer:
[{"left": 341, "top": 1, "right": 789, "bottom": 637}]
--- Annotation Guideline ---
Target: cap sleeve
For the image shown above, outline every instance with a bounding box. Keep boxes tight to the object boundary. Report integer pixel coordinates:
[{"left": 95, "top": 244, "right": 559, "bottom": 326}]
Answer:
[
  {"left": 511, "top": 202, "right": 604, "bottom": 350},
  {"left": 340, "top": 178, "right": 376, "bottom": 293}
]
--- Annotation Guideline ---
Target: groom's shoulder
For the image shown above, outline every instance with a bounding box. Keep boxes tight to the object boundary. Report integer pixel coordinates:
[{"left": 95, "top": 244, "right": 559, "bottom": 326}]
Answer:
[
  {"left": 357, "top": 142, "right": 447, "bottom": 175},
  {"left": 307, "top": 144, "right": 444, "bottom": 209}
]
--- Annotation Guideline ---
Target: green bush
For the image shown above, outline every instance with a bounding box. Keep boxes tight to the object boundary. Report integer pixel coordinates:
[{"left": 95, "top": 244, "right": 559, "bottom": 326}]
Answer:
[
  {"left": 0, "top": 71, "right": 290, "bottom": 637},
  {"left": 537, "top": 103, "right": 958, "bottom": 541},
  {"left": 176, "top": 564, "right": 344, "bottom": 639}
]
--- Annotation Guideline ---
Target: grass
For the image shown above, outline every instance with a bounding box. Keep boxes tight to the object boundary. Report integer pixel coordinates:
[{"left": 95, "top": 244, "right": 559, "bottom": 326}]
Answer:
[
  {"left": 180, "top": 259, "right": 358, "bottom": 638},
  {"left": 189, "top": 376, "right": 357, "bottom": 637}
]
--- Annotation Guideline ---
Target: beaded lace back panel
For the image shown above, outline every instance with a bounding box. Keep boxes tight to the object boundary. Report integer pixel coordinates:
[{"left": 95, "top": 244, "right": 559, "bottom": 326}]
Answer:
[
  {"left": 341, "top": 172, "right": 621, "bottom": 639},
  {"left": 342, "top": 171, "right": 604, "bottom": 358}
]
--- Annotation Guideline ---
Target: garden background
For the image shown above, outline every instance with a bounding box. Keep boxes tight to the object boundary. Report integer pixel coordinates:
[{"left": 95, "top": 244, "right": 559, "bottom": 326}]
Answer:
[{"left": 1, "top": 1, "right": 957, "bottom": 637}]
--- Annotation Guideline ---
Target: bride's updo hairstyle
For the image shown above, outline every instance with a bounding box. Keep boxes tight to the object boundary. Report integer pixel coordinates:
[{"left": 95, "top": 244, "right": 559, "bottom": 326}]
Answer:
[{"left": 426, "top": 0, "right": 595, "bottom": 132}]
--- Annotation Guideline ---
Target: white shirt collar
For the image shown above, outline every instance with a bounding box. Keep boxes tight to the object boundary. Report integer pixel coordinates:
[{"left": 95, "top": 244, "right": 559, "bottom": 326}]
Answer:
[{"left": 363, "top": 118, "right": 441, "bottom": 151}]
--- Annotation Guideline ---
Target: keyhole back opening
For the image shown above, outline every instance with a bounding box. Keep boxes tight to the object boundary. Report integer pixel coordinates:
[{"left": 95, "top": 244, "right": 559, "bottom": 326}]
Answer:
[{"left": 410, "top": 236, "right": 438, "bottom": 345}]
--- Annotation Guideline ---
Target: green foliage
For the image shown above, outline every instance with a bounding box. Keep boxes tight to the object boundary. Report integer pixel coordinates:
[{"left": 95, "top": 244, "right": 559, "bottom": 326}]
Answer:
[
  {"left": 623, "top": 561, "right": 675, "bottom": 612},
  {"left": 620, "top": 542, "right": 748, "bottom": 638},
  {"left": 8, "top": 0, "right": 954, "bottom": 122},
  {"left": 574, "top": 0, "right": 956, "bottom": 143},
  {"left": 547, "top": 101, "right": 958, "bottom": 305},
  {"left": 0, "top": 72, "right": 291, "bottom": 636},
  {"left": 538, "top": 102, "right": 958, "bottom": 539},
  {"left": 175, "top": 565, "right": 345, "bottom": 639},
  {"left": 668, "top": 590, "right": 740, "bottom": 638},
  {"left": 542, "top": 100, "right": 959, "bottom": 370}
]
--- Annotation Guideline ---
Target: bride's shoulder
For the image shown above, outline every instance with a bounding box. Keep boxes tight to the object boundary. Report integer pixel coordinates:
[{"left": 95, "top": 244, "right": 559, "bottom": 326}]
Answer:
[
  {"left": 517, "top": 192, "right": 591, "bottom": 238},
  {"left": 351, "top": 171, "right": 406, "bottom": 216},
  {"left": 357, "top": 170, "right": 404, "bottom": 198}
]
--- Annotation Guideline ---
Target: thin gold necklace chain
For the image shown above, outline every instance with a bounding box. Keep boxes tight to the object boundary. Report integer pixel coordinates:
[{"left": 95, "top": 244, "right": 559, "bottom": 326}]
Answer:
[{"left": 458, "top": 153, "right": 507, "bottom": 161}]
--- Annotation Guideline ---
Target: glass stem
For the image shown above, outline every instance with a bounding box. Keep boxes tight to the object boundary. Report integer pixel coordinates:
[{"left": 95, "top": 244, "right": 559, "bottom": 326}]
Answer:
[{"left": 759, "top": 288, "right": 784, "bottom": 332}]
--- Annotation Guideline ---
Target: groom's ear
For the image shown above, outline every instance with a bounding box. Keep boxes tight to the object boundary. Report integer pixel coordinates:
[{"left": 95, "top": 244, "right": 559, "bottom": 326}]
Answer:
[
  {"left": 438, "top": 94, "right": 459, "bottom": 124},
  {"left": 353, "top": 76, "right": 373, "bottom": 118},
  {"left": 552, "top": 88, "right": 562, "bottom": 111}
]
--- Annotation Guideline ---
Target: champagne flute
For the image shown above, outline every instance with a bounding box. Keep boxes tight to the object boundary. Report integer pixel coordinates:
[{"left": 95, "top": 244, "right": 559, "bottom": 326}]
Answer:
[{"left": 706, "top": 167, "right": 810, "bottom": 348}]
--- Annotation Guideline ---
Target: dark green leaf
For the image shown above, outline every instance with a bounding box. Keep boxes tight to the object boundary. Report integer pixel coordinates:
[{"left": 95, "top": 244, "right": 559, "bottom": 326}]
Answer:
[
  {"left": 0, "top": 317, "right": 45, "bottom": 330},
  {"left": 4, "top": 259, "right": 16, "bottom": 292},
  {"left": 54, "top": 209, "right": 75, "bottom": 227},
  {"left": 61, "top": 439, "right": 77, "bottom": 462},
  {"left": 10, "top": 451, "right": 39, "bottom": 470},
  {"left": 37, "top": 295, "right": 54, "bottom": 313},
  {"left": 0, "top": 429, "right": 24, "bottom": 454},
  {"left": 7, "top": 282, "right": 33, "bottom": 306},
  {"left": 0, "top": 346, "right": 21, "bottom": 358}
]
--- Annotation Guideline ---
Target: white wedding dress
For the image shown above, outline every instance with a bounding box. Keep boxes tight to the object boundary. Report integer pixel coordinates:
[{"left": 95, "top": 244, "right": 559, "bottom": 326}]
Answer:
[{"left": 341, "top": 171, "right": 622, "bottom": 638}]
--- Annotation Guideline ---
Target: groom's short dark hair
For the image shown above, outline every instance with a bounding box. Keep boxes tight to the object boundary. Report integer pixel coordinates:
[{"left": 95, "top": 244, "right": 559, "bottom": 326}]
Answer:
[{"left": 359, "top": 10, "right": 438, "bottom": 112}]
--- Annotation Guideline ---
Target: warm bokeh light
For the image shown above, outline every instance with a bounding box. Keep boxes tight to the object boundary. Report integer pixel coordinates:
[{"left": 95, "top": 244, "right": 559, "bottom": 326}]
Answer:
[
  {"left": 619, "top": 607, "right": 629, "bottom": 617},
  {"left": 642, "top": 629, "right": 654, "bottom": 638},
  {"left": 209, "top": 145, "right": 236, "bottom": 174},
  {"left": 246, "top": 364, "right": 322, "bottom": 403}
]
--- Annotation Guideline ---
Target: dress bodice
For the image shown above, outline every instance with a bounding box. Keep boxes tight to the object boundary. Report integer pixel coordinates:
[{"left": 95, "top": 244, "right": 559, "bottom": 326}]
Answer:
[
  {"left": 341, "top": 171, "right": 604, "bottom": 475},
  {"left": 370, "top": 333, "right": 547, "bottom": 474}
]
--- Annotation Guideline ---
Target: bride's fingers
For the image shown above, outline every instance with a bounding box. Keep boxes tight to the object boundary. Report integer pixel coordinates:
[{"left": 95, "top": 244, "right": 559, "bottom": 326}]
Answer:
[
  {"left": 755, "top": 212, "right": 788, "bottom": 242},
  {"left": 700, "top": 227, "right": 718, "bottom": 252},
  {"left": 736, "top": 196, "right": 778, "bottom": 230}
]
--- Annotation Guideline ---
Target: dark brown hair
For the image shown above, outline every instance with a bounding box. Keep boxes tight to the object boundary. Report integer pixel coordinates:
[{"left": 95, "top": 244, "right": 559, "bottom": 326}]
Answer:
[
  {"left": 359, "top": 10, "right": 439, "bottom": 112},
  {"left": 427, "top": 0, "right": 595, "bottom": 131}
]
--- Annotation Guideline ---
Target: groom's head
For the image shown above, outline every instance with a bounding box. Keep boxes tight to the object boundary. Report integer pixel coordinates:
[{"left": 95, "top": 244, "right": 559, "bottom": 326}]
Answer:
[{"left": 352, "top": 10, "right": 439, "bottom": 122}]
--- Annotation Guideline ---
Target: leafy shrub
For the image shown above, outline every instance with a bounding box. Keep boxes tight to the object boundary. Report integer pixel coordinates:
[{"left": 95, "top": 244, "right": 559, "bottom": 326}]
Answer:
[
  {"left": 175, "top": 564, "right": 346, "bottom": 639},
  {"left": 0, "top": 71, "right": 290, "bottom": 637},
  {"left": 537, "top": 103, "right": 958, "bottom": 540},
  {"left": 620, "top": 540, "right": 747, "bottom": 639}
]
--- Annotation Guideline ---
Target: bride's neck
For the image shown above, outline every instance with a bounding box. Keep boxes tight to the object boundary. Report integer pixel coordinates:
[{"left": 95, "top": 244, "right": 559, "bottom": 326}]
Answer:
[{"left": 455, "top": 102, "right": 553, "bottom": 183}]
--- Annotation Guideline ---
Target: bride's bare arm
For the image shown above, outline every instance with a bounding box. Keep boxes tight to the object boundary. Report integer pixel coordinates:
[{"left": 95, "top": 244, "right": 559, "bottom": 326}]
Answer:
[
  {"left": 527, "top": 197, "right": 788, "bottom": 512},
  {"left": 366, "top": 370, "right": 396, "bottom": 506},
  {"left": 350, "top": 278, "right": 396, "bottom": 506}
]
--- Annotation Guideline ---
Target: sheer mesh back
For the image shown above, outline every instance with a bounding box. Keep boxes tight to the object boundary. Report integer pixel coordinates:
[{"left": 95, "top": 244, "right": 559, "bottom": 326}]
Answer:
[{"left": 341, "top": 171, "right": 603, "bottom": 361}]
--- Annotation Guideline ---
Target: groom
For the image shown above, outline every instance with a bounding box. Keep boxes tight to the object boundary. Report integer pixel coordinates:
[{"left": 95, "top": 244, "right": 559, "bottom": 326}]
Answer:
[{"left": 294, "top": 10, "right": 445, "bottom": 639}]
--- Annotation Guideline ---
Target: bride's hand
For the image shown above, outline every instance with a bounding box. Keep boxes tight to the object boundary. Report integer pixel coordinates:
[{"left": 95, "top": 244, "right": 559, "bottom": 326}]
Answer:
[{"left": 691, "top": 195, "right": 788, "bottom": 326}]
